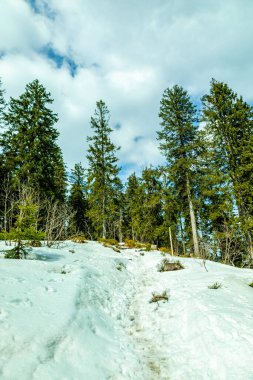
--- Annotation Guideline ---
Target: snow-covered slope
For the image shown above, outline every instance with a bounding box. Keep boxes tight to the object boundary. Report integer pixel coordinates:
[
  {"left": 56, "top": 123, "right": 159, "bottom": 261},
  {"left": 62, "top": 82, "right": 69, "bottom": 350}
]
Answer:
[{"left": 0, "top": 241, "right": 253, "bottom": 380}]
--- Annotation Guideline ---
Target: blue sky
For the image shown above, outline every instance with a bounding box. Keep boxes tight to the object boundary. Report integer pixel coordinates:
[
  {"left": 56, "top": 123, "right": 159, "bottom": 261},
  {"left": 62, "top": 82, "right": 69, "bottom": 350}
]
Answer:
[{"left": 0, "top": 0, "right": 253, "bottom": 180}]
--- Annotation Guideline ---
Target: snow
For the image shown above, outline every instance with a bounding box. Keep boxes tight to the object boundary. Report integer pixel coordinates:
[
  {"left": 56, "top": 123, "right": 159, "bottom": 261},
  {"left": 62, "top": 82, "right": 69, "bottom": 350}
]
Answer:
[{"left": 0, "top": 241, "right": 253, "bottom": 380}]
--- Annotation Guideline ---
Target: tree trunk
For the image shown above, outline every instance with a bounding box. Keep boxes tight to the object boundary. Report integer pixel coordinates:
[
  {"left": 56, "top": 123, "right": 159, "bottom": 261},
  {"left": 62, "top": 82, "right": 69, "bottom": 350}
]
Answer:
[
  {"left": 186, "top": 176, "right": 199, "bottom": 256},
  {"left": 102, "top": 194, "right": 106, "bottom": 239},
  {"left": 179, "top": 213, "right": 186, "bottom": 255},
  {"left": 169, "top": 226, "right": 174, "bottom": 256},
  {"left": 118, "top": 209, "right": 123, "bottom": 243}
]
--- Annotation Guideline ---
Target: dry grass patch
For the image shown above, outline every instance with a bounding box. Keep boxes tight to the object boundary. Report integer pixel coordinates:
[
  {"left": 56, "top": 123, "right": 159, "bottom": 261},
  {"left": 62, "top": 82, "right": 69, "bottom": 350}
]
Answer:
[
  {"left": 70, "top": 235, "right": 87, "bottom": 243},
  {"left": 208, "top": 282, "right": 222, "bottom": 289},
  {"left": 149, "top": 290, "right": 169, "bottom": 303},
  {"left": 99, "top": 238, "right": 118, "bottom": 246},
  {"left": 29, "top": 240, "right": 42, "bottom": 247},
  {"left": 158, "top": 258, "right": 184, "bottom": 272}
]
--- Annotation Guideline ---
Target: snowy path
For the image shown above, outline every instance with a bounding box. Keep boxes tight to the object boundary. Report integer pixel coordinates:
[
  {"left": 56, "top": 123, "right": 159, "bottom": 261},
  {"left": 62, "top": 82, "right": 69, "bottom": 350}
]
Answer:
[
  {"left": 127, "top": 253, "right": 253, "bottom": 380},
  {"left": 0, "top": 241, "right": 253, "bottom": 379}
]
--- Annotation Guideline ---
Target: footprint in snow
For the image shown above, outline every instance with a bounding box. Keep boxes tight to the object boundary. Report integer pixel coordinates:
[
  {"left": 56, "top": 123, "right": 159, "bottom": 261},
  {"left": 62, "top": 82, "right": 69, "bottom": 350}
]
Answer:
[
  {"left": 0, "top": 308, "right": 8, "bottom": 320},
  {"left": 17, "top": 277, "right": 26, "bottom": 283},
  {"left": 44, "top": 286, "right": 56, "bottom": 293},
  {"left": 10, "top": 298, "right": 22, "bottom": 305}
]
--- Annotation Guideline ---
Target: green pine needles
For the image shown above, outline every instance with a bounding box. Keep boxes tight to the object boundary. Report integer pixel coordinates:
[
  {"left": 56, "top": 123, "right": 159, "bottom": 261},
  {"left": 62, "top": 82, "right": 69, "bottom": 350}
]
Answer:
[
  {"left": 0, "top": 76, "right": 252, "bottom": 267},
  {"left": 86, "top": 100, "right": 122, "bottom": 240}
]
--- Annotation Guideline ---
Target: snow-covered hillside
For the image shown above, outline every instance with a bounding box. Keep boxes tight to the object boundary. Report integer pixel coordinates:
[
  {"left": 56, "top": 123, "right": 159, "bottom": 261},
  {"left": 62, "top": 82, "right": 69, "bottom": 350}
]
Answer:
[{"left": 0, "top": 241, "right": 253, "bottom": 380}]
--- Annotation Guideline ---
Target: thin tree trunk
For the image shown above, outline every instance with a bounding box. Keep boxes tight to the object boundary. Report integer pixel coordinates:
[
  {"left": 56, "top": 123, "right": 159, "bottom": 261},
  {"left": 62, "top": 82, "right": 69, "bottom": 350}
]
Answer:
[
  {"left": 102, "top": 194, "right": 106, "bottom": 239},
  {"left": 186, "top": 176, "right": 199, "bottom": 256},
  {"left": 179, "top": 214, "right": 186, "bottom": 255},
  {"left": 118, "top": 209, "right": 123, "bottom": 243},
  {"left": 169, "top": 226, "right": 174, "bottom": 256}
]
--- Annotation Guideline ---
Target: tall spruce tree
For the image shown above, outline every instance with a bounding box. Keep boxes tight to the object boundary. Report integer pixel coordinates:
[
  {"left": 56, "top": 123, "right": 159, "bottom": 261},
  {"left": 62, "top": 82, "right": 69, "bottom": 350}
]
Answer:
[
  {"left": 0, "top": 78, "right": 6, "bottom": 127},
  {"left": 140, "top": 167, "right": 163, "bottom": 244},
  {"left": 68, "top": 163, "right": 88, "bottom": 235},
  {"left": 157, "top": 85, "right": 201, "bottom": 256},
  {"left": 202, "top": 79, "right": 253, "bottom": 259},
  {"left": 0, "top": 78, "right": 8, "bottom": 230},
  {"left": 1, "top": 79, "right": 66, "bottom": 201},
  {"left": 86, "top": 100, "right": 121, "bottom": 239},
  {"left": 158, "top": 166, "right": 180, "bottom": 253},
  {"left": 125, "top": 172, "right": 144, "bottom": 241},
  {"left": 197, "top": 130, "right": 236, "bottom": 262}
]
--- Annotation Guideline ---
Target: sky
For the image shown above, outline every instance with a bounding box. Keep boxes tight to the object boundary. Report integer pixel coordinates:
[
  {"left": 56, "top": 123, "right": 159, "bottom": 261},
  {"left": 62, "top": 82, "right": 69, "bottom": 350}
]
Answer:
[{"left": 0, "top": 0, "right": 253, "bottom": 180}]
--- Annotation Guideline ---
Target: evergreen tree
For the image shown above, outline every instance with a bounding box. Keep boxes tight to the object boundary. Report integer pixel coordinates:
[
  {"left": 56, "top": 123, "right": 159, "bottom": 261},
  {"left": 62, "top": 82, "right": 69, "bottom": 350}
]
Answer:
[
  {"left": 0, "top": 78, "right": 8, "bottom": 230},
  {"left": 158, "top": 166, "right": 180, "bottom": 253},
  {"left": 3, "top": 186, "right": 44, "bottom": 259},
  {"left": 68, "top": 163, "right": 88, "bottom": 235},
  {"left": 157, "top": 85, "right": 201, "bottom": 256},
  {"left": 125, "top": 172, "right": 144, "bottom": 241},
  {"left": 86, "top": 100, "right": 121, "bottom": 239},
  {"left": 140, "top": 167, "right": 163, "bottom": 244},
  {"left": 0, "top": 78, "right": 6, "bottom": 127},
  {"left": 196, "top": 130, "right": 237, "bottom": 262},
  {"left": 202, "top": 79, "right": 253, "bottom": 259},
  {"left": 1, "top": 79, "right": 66, "bottom": 201}
]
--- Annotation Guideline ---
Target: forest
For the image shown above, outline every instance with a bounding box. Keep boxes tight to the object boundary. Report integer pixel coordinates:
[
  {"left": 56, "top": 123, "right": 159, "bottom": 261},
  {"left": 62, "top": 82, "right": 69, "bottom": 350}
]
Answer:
[{"left": 0, "top": 77, "right": 252, "bottom": 266}]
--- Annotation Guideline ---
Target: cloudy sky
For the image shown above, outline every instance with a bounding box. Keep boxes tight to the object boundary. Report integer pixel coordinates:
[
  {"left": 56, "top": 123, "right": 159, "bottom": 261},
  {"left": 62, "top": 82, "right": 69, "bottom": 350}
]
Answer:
[{"left": 0, "top": 0, "right": 253, "bottom": 179}]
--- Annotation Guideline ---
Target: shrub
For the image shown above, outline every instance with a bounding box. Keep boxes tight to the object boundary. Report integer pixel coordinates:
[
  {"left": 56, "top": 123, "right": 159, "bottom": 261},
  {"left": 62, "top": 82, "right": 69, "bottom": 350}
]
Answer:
[
  {"left": 149, "top": 291, "right": 169, "bottom": 303},
  {"left": 249, "top": 282, "right": 253, "bottom": 288},
  {"left": 145, "top": 243, "right": 152, "bottom": 251},
  {"left": 4, "top": 245, "right": 30, "bottom": 259},
  {"left": 124, "top": 239, "right": 137, "bottom": 248},
  {"left": 0, "top": 232, "right": 8, "bottom": 241},
  {"left": 159, "top": 246, "right": 170, "bottom": 254},
  {"left": 208, "top": 282, "right": 222, "bottom": 289},
  {"left": 124, "top": 239, "right": 144, "bottom": 249},
  {"left": 99, "top": 238, "right": 118, "bottom": 246},
  {"left": 158, "top": 258, "right": 184, "bottom": 272}
]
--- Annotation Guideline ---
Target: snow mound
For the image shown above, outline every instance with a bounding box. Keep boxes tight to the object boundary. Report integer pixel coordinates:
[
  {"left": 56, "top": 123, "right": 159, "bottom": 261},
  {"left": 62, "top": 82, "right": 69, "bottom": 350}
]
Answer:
[{"left": 0, "top": 241, "right": 253, "bottom": 380}]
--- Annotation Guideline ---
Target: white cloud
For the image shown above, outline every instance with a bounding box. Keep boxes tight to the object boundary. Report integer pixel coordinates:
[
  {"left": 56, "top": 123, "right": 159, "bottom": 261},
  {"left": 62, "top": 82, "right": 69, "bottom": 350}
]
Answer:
[{"left": 0, "top": 0, "right": 253, "bottom": 179}]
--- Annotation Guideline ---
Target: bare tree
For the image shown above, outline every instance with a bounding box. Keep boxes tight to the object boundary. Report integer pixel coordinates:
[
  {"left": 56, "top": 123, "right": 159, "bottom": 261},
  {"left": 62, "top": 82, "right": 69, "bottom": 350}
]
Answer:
[{"left": 44, "top": 200, "right": 73, "bottom": 246}]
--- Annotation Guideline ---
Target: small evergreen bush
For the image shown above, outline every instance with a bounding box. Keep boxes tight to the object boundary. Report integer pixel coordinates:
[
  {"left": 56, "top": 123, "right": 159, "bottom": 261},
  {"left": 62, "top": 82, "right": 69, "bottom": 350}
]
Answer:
[{"left": 4, "top": 245, "right": 30, "bottom": 259}]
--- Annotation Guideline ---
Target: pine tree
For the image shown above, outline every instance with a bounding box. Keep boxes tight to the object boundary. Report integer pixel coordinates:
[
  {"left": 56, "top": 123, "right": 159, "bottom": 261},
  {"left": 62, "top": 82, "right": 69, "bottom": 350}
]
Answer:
[
  {"left": 3, "top": 186, "right": 44, "bottom": 259},
  {"left": 0, "top": 78, "right": 6, "bottom": 127},
  {"left": 86, "top": 100, "right": 121, "bottom": 239},
  {"left": 158, "top": 166, "right": 180, "bottom": 253},
  {"left": 140, "top": 167, "right": 163, "bottom": 244},
  {"left": 202, "top": 79, "right": 253, "bottom": 259},
  {"left": 1, "top": 79, "right": 66, "bottom": 201},
  {"left": 125, "top": 172, "right": 144, "bottom": 241},
  {"left": 196, "top": 130, "right": 237, "bottom": 262},
  {"left": 0, "top": 78, "right": 8, "bottom": 230},
  {"left": 157, "top": 85, "right": 201, "bottom": 256},
  {"left": 68, "top": 163, "right": 88, "bottom": 236}
]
